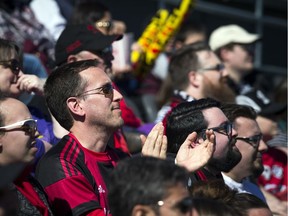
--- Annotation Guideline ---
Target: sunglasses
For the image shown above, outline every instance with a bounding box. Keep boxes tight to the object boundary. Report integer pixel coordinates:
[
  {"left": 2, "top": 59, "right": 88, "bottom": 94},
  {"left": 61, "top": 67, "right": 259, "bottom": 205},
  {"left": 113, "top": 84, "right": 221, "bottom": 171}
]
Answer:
[
  {"left": 0, "top": 119, "right": 37, "bottom": 137},
  {"left": 201, "top": 121, "right": 233, "bottom": 140},
  {"left": 0, "top": 59, "right": 21, "bottom": 75},
  {"left": 157, "top": 196, "right": 193, "bottom": 214},
  {"left": 77, "top": 83, "right": 114, "bottom": 97},
  {"left": 236, "top": 133, "right": 263, "bottom": 148},
  {"left": 198, "top": 63, "right": 225, "bottom": 73}
]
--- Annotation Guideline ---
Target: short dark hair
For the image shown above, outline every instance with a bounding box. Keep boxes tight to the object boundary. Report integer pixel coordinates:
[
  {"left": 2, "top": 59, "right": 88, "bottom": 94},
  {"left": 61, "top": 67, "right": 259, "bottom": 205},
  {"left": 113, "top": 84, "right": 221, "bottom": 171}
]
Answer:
[
  {"left": 166, "top": 98, "right": 220, "bottom": 153},
  {"left": 221, "top": 103, "right": 257, "bottom": 128},
  {"left": 44, "top": 59, "right": 101, "bottom": 130},
  {"left": 190, "top": 179, "right": 237, "bottom": 203},
  {"left": 108, "top": 156, "right": 189, "bottom": 216},
  {"left": 229, "top": 193, "right": 270, "bottom": 215},
  {"left": 192, "top": 197, "right": 242, "bottom": 216},
  {"left": 168, "top": 41, "right": 210, "bottom": 91}
]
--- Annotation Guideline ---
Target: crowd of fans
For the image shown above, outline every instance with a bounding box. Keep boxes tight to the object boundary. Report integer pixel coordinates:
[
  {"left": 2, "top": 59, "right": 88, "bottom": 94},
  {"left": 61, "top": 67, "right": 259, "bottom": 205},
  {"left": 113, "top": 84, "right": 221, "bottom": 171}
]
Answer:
[{"left": 0, "top": 0, "right": 286, "bottom": 216}]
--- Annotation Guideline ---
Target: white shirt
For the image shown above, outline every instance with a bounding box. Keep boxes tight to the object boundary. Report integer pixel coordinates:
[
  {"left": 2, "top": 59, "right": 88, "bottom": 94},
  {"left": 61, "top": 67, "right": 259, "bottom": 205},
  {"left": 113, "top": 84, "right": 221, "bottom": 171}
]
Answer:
[
  {"left": 222, "top": 173, "right": 248, "bottom": 193},
  {"left": 222, "top": 173, "right": 267, "bottom": 202}
]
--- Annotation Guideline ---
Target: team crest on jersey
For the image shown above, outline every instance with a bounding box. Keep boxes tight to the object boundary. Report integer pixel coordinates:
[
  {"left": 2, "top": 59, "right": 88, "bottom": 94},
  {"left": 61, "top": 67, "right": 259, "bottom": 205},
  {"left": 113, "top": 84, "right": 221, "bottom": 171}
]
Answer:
[{"left": 98, "top": 185, "right": 106, "bottom": 193}]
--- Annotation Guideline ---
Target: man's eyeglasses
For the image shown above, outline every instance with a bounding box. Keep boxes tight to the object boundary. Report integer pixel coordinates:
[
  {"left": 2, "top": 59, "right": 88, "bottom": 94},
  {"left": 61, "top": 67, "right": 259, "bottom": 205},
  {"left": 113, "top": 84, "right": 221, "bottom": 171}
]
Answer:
[
  {"left": 77, "top": 83, "right": 114, "bottom": 97},
  {"left": 236, "top": 133, "right": 263, "bottom": 148},
  {"left": 0, "top": 119, "right": 37, "bottom": 137},
  {"left": 157, "top": 196, "right": 193, "bottom": 214},
  {"left": 0, "top": 59, "right": 21, "bottom": 75},
  {"left": 198, "top": 63, "right": 225, "bottom": 73},
  {"left": 201, "top": 121, "right": 233, "bottom": 139}
]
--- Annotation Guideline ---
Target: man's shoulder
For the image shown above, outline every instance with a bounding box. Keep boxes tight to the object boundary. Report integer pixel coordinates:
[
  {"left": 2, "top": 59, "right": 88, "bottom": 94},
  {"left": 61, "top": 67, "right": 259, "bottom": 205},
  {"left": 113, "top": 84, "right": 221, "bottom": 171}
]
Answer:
[
  {"left": 41, "top": 135, "right": 80, "bottom": 160},
  {"left": 35, "top": 135, "right": 86, "bottom": 185}
]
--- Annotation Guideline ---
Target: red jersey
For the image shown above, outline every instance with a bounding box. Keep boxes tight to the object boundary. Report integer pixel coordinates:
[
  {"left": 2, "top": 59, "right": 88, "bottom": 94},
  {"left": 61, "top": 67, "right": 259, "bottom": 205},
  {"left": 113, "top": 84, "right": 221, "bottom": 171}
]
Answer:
[
  {"left": 258, "top": 147, "right": 287, "bottom": 201},
  {"left": 36, "top": 133, "right": 129, "bottom": 215}
]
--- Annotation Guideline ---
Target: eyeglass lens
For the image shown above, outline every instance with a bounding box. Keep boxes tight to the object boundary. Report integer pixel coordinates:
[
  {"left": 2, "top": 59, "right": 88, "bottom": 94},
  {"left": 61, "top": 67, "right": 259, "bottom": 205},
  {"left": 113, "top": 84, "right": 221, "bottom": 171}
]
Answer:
[
  {"left": 0, "top": 59, "right": 20, "bottom": 75},
  {"left": 22, "top": 120, "right": 37, "bottom": 136}
]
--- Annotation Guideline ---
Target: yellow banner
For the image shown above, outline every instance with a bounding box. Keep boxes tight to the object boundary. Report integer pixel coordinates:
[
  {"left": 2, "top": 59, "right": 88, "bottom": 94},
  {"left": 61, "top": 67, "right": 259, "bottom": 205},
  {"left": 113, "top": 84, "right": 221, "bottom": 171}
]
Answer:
[{"left": 131, "top": 0, "right": 193, "bottom": 78}]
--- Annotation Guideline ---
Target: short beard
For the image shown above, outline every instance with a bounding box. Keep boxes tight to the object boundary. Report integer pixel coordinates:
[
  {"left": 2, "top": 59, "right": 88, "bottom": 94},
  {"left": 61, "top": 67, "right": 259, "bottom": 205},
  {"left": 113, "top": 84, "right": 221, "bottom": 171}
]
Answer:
[
  {"left": 202, "top": 76, "right": 236, "bottom": 103},
  {"left": 252, "top": 158, "right": 264, "bottom": 178},
  {"left": 208, "top": 143, "right": 242, "bottom": 173}
]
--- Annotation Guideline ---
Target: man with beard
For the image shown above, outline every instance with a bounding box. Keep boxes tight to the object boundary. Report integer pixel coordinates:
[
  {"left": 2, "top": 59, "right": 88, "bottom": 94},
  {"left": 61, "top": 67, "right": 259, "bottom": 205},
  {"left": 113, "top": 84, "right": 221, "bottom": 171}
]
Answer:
[
  {"left": 155, "top": 41, "right": 235, "bottom": 127},
  {"left": 166, "top": 98, "right": 241, "bottom": 182},
  {"left": 221, "top": 103, "right": 268, "bottom": 202}
]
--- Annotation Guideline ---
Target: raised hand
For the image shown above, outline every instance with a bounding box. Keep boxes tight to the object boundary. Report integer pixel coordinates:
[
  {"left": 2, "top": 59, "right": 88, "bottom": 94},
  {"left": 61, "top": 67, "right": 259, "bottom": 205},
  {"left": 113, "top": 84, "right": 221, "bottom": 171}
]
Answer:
[
  {"left": 140, "top": 122, "right": 167, "bottom": 159},
  {"left": 176, "top": 129, "right": 215, "bottom": 172},
  {"left": 17, "top": 74, "right": 46, "bottom": 95}
]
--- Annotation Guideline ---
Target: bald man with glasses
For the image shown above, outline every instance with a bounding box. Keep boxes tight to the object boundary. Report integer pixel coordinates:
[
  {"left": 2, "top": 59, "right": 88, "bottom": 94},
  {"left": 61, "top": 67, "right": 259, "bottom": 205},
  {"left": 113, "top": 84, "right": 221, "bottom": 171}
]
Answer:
[{"left": 0, "top": 96, "right": 54, "bottom": 215}]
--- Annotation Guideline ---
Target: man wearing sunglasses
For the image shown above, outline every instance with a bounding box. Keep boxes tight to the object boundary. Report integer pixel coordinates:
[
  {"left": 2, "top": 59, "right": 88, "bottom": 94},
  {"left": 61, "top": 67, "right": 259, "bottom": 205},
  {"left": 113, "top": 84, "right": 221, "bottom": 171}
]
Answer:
[
  {"left": 54, "top": 23, "right": 144, "bottom": 154},
  {"left": 155, "top": 41, "right": 235, "bottom": 126},
  {"left": 166, "top": 98, "right": 242, "bottom": 183},
  {"left": 36, "top": 59, "right": 173, "bottom": 216},
  {"left": 221, "top": 103, "right": 268, "bottom": 202}
]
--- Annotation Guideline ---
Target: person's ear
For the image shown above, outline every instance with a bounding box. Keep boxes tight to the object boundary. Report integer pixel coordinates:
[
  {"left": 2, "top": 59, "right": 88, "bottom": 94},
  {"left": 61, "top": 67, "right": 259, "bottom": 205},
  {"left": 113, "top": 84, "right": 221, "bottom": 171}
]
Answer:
[
  {"left": 131, "top": 205, "right": 156, "bottom": 216},
  {"left": 67, "top": 55, "right": 78, "bottom": 63},
  {"left": 188, "top": 71, "right": 201, "bottom": 88},
  {"left": 66, "top": 97, "right": 85, "bottom": 117},
  {"left": 220, "top": 48, "right": 230, "bottom": 61}
]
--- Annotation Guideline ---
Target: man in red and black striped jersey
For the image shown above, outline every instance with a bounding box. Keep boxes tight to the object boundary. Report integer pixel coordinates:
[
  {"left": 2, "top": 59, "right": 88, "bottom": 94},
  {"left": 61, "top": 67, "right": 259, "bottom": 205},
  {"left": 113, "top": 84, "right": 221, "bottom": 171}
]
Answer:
[
  {"left": 35, "top": 60, "right": 129, "bottom": 216},
  {"left": 53, "top": 23, "right": 143, "bottom": 154},
  {"left": 35, "top": 59, "right": 216, "bottom": 215}
]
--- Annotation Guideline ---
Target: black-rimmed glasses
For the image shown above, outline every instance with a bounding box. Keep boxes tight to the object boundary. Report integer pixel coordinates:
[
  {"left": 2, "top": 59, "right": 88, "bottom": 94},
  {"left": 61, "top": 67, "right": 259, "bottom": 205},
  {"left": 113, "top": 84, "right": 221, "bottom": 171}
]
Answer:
[
  {"left": 0, "top": 119, "right": 37, "bottom": 137},
  {"left": 198, "top": 63, "right": 225, "bottom": 73},
  {"left": 157, "top": 196, "right": 193, "bottom": 214},
  {"left": 76, "top": 83, "right": 114, "bottom": 97},
  {"left": 236, "top": 134, "right": 263, "bottom": 148},
  {"left": 0, "top": 59, "right": 21, "bottom": 75},
  {"left": 201, "top": 121, "right": 233, "bottom": 139}
]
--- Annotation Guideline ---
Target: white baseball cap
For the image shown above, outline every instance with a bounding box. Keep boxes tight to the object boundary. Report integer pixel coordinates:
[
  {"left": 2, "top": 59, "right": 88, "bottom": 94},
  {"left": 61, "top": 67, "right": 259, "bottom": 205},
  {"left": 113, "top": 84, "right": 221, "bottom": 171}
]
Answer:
[{"left": 209, "top": 24, "right": 260, "bottom": 51}]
